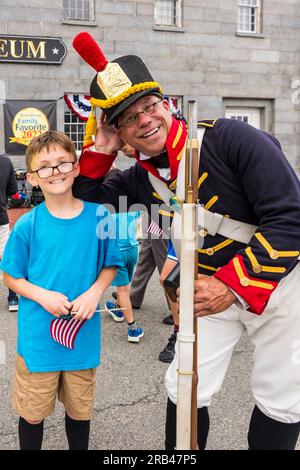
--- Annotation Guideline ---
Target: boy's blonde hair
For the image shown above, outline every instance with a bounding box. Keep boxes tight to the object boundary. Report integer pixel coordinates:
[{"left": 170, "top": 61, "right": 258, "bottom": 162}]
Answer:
[{"left": 25, "top": 131, "right": 77, "bottom": 171}]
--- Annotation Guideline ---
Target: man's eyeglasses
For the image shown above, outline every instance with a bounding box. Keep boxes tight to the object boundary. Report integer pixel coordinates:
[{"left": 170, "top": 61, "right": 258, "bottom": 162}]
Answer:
[
  {"left": 117, "top": 98, "right": 162, "bottom": 129},
  {"left": 30, "top": 161, "right": 76, "bottom": 179}
]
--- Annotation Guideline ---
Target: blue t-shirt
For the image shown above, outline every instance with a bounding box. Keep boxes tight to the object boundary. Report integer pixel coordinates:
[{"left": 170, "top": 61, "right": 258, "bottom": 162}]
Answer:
[
  {"left": 0, "top": 201, "right": 123, "bottom": 372},
  {"left": 113, "top": 211, "right": 141, "bottom": 251}
]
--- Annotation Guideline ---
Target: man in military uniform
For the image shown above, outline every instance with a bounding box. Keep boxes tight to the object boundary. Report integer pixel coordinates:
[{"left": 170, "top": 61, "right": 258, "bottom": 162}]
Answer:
[{"left": 72, "top": 32, "right": 300, "bottom": 450}]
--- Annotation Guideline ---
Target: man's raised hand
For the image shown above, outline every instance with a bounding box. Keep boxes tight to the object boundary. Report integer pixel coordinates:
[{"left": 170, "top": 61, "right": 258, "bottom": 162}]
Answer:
[{"left": 94, "top": 112, "right": 125, "bottom": 155}]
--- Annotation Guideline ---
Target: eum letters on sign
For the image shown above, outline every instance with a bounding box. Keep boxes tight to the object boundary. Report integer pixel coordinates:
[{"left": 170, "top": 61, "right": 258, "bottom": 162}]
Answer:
[{"left": 0, "top": 38, "right": 46, "bottom": 59}]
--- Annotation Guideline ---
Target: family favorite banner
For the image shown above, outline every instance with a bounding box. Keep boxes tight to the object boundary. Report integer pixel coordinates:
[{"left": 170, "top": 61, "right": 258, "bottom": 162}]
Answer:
[{"left": 4, "top": 100, "right": 57, "bottom": 154}]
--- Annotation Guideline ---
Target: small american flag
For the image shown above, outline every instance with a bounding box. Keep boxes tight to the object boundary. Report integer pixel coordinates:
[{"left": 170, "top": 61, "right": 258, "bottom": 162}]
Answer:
[
  {"left": 50, "top": 317, "right": 86, "bottom": 349},
  {"left": 147, "top": 221, "right": 164, "bottom": 238}
]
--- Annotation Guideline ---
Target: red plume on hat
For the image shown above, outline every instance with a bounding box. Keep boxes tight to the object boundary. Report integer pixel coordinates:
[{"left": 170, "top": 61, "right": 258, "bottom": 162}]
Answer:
[
  {"left": 73, "top": 32, "right": 108, "bottom": 72},
  {"left": 72, "top": 32, "right": 109, "bottom": 146}
]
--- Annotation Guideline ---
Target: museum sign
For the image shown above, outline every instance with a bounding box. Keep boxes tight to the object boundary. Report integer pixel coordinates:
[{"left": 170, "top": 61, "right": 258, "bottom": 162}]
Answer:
[{"left": 0, "top": 35, "right": 66, "bottom": 64}]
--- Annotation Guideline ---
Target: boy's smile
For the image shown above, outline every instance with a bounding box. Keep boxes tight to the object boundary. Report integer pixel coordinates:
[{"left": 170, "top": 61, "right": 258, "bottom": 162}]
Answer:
[{"left": 49, "top": 178, "right": 66, "bottom": 185}]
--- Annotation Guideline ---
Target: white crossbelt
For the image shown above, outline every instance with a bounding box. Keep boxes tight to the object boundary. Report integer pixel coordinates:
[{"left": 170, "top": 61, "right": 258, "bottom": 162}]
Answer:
[{"left": 148, "top": 127, "right": 258, "bottom": 247}]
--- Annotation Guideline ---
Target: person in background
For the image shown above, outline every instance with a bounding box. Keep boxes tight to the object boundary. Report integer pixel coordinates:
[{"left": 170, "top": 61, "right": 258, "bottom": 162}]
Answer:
[
  {"left": 158, "top": 245, "right": 180, "bottom": 363},
  {"left": 0, "top": 153, "right": 19, "bottom": 312},
  {"left": 121, "top": 143, "right": 135, "bottom": 159},
  {"left": 105, "top": 211, "right": 144, "bottom": 343},
  {"left": 104, "top": 168, "right": 143, "bottom": 342},
  {"left": 119, "top": 133, "right": 174, "bottom": 328},
  {"left": 114, "top": 144, "right": 170, "bottom": 313}
]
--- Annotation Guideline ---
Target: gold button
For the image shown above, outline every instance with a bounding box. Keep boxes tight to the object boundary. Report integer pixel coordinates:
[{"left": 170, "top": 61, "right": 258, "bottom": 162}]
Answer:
[
  {"left": 253, "top": 264, "right": 262, "bottom": 273},
  {"left": 206, "top": 248, "right": 214, "bottom": 256},
  {"left": 270, "top": 250, "right": 279, "bottom": 260},
  {"left": 240, "top": 277, "right": 249, "bottom": 287},
  {"left": 199, "top": 229, "right": 208, "bottom": 237}
]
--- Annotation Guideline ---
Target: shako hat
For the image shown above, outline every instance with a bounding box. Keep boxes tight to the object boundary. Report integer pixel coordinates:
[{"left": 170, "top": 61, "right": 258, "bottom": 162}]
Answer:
[{"left": 73, "top": 32, "right": 163, "bottom": 145}]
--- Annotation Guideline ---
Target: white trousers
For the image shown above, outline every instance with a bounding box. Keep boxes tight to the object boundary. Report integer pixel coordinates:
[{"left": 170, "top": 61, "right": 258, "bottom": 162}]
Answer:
[
  {"left": 0, "top": 223, "right": 10, "bottom": 258},
  {"left": 165, "top": 264, "right": 300, "bottom": 423}
]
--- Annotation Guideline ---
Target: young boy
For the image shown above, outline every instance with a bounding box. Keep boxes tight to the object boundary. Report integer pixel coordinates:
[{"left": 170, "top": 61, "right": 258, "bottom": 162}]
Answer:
[{"left": 0, "top": 131, "right": 123, "bottom": 450}]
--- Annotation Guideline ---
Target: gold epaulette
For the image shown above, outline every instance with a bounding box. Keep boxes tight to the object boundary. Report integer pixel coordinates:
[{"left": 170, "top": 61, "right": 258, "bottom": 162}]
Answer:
[{"left": 197, "top": 119, "right": 217, "bottom": 128}]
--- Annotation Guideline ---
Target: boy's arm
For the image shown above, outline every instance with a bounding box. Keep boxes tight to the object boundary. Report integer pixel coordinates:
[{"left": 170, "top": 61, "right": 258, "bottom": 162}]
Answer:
[
  {"left": 71, "top": 266, "right": 117, "bottom": 321},
  {"left": 3, "top": 273, "right": 72, "bottom": 317}
]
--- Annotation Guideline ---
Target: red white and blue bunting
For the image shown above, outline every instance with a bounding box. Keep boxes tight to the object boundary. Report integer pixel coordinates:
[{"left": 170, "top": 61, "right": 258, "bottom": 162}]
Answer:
[
  {"left": 64, "top": 93, "right": 182, "bottom": 122},
  {"left": 64, "top": 94, "right": 91, "bottom": 122},
  {"left": 164, "top": 95, "right": 182, "bottom": 114}
]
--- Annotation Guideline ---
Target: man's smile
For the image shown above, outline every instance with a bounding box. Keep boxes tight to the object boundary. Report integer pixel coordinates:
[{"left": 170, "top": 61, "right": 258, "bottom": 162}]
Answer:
[{"left": 140, "top": 127, "right": 160, "bottom": 139}]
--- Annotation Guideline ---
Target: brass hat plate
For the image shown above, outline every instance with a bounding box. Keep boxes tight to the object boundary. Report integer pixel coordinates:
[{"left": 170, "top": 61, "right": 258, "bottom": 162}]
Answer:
[{"left": 97, "top": 62, "right": 132, "bottom": 99}]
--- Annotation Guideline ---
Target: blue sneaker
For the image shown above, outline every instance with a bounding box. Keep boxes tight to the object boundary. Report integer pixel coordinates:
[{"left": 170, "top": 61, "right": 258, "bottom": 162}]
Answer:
[
  {"left": 128, "top": 324, "right": 144, "bottom": 343},
  {"left": 8, "top": 300, "right": 18, "bottom": 312},
  {"left": 105, "top": 300, "right": 124, "bottom": 322}
]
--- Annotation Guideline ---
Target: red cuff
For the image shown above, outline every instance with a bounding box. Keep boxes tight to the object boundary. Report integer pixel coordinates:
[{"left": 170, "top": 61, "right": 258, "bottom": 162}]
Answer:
[
  {"left": 214, "top": 254, "right": 278, "bottom": 315},
  {"left": 79, "top": 145, "right": 117, "bottom": 179}
]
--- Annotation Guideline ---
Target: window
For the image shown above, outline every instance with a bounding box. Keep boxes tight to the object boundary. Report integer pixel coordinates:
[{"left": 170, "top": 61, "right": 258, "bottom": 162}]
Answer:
[
  {"left": 224, "top": 98, "right": 274, "bottom": 133},
  {"left": 237, "top": 0, "right": 262, "bottom": 34},
  {"left": 154, "top": 0, "right": 182, "bottom": 28},
  {"left": 63, "top": 0, "right": 93, "bottom": 21},
  {"left": 225, "top": 107, "right": 261, "bottom": 129},
  {"left": 64, "top": 102, "right": 85, "bottom": 153}
]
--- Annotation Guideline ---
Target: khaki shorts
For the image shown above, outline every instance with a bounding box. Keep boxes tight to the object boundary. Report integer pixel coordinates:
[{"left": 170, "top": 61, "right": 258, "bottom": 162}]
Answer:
[{"left": 12, "top": 354, "right": 97, "bottom": 422}]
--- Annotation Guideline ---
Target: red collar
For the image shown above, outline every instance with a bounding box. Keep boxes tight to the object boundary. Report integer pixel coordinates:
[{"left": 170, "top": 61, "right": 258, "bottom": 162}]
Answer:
[{"left": 135, "top": 117, "right": 187, "bottom": 182}]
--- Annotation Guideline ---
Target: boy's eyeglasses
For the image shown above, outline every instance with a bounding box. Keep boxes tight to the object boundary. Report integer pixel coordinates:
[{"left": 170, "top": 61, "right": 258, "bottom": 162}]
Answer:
[
  {"left": 30, "top": 161, "right": 76, "bottom": 179},
  {"left": 117, "top": 98, "right": 162, "bottom": 129}
]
